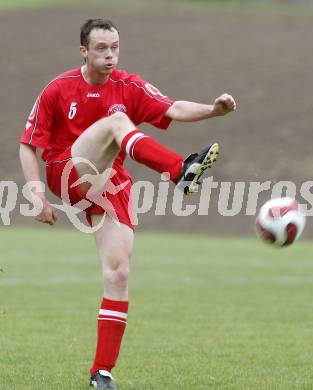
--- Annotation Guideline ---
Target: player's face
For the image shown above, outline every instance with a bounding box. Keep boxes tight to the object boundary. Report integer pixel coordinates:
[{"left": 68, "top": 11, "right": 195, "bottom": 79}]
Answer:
[{"left": 81, "top": 28, "right": 119, "bottom": 75}]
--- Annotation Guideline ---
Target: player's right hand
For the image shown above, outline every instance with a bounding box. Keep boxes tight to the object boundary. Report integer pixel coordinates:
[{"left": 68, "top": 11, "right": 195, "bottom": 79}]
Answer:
[
  {"left": 33, "top": 195, "right": 57, "bottom": 225},
  {"left": 212, "top": 93, "right": 236, "bottom": 116}
]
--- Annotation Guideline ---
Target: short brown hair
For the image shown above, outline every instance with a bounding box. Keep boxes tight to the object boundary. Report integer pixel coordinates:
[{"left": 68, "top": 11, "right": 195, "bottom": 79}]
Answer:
[{"left": 80, "top": 18, "right": 118, "bottom": 47}]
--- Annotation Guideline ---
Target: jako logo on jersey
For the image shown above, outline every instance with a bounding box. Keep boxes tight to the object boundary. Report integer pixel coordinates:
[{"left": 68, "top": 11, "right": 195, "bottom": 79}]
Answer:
[
  {"left": 108, "top": 104, "right": 127, "bottom": 116},
  {"left": 87, "top": 93, "right": 101, "bottom": 98}
]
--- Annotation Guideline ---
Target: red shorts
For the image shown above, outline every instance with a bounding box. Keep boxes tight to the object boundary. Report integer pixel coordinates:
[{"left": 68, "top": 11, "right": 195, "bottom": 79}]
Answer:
[{"left": 46, "top": 148, "right": 134, "bottom": 230}]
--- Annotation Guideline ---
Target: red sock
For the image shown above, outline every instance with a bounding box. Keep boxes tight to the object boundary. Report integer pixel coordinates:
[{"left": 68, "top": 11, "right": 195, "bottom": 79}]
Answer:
[
  {"left": 90, "top": 298, "right": 128, "bottom": 375},
  {"left": 121, "top": 130, "right": 183, "bottom": 182}
]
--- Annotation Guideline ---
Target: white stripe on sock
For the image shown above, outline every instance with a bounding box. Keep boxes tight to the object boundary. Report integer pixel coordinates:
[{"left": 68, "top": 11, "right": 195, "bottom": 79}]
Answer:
[
  {"left": 99, "top": 309, "right": 128, "bottom": 319},
  {"left": 125, "top": 132, "right": 145, "bottom": 156},
  {"left": 130, "top": 135, "right": 148, "bottom": 160},
  {"left": 98, "top": 318, "right": 127, "bottom": 324}
]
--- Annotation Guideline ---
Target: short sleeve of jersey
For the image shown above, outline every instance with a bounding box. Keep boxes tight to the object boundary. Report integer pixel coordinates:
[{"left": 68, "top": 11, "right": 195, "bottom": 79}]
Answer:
[
  {"left": 121, "top": 74, "right": 174, "bottom": 130},
  {"left": 20, "top": 81, "right": 58, "bottom": 149}
]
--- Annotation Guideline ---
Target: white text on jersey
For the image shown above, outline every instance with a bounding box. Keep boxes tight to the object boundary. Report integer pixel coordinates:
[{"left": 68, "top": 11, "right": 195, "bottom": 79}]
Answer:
[{"left": 87, "top": 93, "right": 101, "bottom": 98}]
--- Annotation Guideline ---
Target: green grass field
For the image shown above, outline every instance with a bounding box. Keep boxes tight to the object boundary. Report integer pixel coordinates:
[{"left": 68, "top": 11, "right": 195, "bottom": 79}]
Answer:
[{"left": 1, "top": 228, "right": 313, "bottom": 389}]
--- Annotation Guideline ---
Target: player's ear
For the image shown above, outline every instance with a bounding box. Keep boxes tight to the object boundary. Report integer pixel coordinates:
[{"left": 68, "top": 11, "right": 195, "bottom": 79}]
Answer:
[{"left": 80, "top": 45, "right": 88, "bottom": 60}]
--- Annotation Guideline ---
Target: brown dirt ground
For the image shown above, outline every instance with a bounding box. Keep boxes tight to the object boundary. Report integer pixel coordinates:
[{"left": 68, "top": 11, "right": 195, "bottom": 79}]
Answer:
[{"left": 1, "top": 3, "right": 313, "bottom": 237}]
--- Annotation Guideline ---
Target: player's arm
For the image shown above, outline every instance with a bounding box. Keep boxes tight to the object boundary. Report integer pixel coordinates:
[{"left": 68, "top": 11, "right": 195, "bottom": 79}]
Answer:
[
  {"left": 165, "top": 93, "right": 236, "bottom": 122},
  {"left": 19, "top": 143, "right": 57, "bottom": 225}
]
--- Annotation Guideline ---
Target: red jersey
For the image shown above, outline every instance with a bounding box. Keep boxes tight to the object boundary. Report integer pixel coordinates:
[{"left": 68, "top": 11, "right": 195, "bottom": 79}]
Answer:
[{"left": 20, "top": 67, "right": 174, "bottom": 165}]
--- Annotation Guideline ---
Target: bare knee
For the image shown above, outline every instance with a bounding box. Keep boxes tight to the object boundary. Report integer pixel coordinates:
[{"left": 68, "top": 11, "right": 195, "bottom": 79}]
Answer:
[
  {"left": 102, "top": 252, "right": 130, "bottom": 290},
  {"left": 110, "top": 111, "right": 129, "bottom": 124},
  {"left": 103, "top": 112, "right": 134, "bottom": 145},
  {"left": 104, "top": 265, "right": 130, "bottom": 290},
  {"left": 98, "top": 111, "right": 128, "bottom": 132},
  {"left": 113, "top": 264, "right": 129, "bottom": 285}
]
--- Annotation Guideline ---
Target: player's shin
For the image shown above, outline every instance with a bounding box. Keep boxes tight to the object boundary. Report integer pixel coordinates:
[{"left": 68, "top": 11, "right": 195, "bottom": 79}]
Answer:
[
  {"left": 121, "top": 130, "right": 183, "bottom": 182},
  {"left": 90, "top": 298, "right": 128, "bottom": 375}
]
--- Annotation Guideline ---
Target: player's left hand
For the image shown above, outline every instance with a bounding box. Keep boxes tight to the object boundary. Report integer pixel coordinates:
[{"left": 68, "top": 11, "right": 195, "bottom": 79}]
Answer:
[{"left": 212, "top": 93, "right": 237, "bottom": 116}]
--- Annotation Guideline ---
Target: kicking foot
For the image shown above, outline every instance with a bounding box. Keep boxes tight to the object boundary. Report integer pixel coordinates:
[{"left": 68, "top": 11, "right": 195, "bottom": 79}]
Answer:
[{"left": 177, "top": 143, "right": 219, "bottom": 195}]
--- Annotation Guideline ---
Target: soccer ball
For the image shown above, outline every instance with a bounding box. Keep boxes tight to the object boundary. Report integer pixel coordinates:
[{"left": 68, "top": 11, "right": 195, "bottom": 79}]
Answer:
[{"left": 256, "top": 197, "right": 306, "bottom": 247}]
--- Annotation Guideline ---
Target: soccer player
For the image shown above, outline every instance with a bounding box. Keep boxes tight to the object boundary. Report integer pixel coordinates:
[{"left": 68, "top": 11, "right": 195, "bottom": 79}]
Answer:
[{"left": 19, "top": 18, "right": 236, "bottom": 390}]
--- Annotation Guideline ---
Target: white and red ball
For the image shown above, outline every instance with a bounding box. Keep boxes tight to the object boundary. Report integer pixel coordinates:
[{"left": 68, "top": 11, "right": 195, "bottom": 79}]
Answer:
[{"left": 256, "top": 197, "right": 306, "bottom": 247}]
